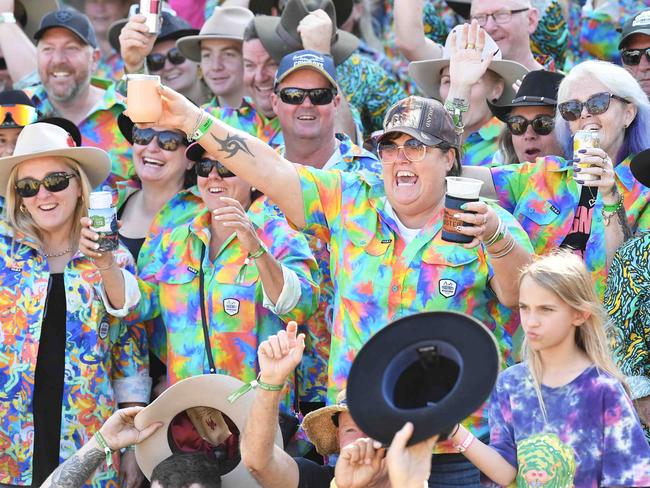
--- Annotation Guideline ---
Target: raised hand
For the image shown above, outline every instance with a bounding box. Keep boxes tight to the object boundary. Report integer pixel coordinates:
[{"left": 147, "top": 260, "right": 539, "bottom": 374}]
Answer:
[
  {"left": 448, "top": 20, "right": 495, "bottom": 90},
  {"left": 100, "top": 407, "right": 163, "bottom": 451},
  {"left": 211, "top": 196, "right": 264, "bottom": 255},
  {"left": 335, "top": 437, "right": 386, "bottom": 488},
  {"left": 386, "top": 422, "right": 438, "bottom": 488},
  {"left": 257, "top": 321, "right": 306, "bottom": 386},
  {"left": 119, "top": 14, "right": 157, "bottom": 72},
  {"left": 298, "top": 9, "right": 333, "bottom": 54}
]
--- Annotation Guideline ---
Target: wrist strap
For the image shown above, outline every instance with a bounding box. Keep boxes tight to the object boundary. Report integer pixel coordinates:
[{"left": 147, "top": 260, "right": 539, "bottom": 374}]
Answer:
[
  {"left": 94, "top": 431, "right": 114, "bottom": 467},
  {"left": 227, "top": 373, "right": 284, "bottom": 404},
  {"left": 189, "top": 112, "right": 214, "bottom": 142},
  {"left": 453, "top": 430, "right": 475, "bottom": 453}
]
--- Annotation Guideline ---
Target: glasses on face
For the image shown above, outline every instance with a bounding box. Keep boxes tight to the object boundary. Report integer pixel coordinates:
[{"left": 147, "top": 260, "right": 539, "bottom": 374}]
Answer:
[
  {"left": 195, "top": 158, "right": 236, "bottom": 178},
  {"left": 377, "top": 138, "right": 430, "bottom": 163},
  {"left": 132, "top": 127, "right": 187, "bottom": 151},
  {"left": 506, "top": 114, "right": 555, "bottom": 136},
  {"left": 0, "top": 104, "right": 38, "bottom": 127},
  {"left": 470, "top": 8, "right": 529, "bottom": 26},
  {"left": 276, "top": 87, "right": 337, "bottom": 106},
  {"left": 557, "top": 92, "right": 630, "bottom": 121},
  {"left": 146, "top": 47, "right": 186, "bottom": 72},
  {"left": 621, "top": 47, "right": 650, "bottom": 66},
  {"left": 15, "top": 171, "right": 78, "bottom": 198}
]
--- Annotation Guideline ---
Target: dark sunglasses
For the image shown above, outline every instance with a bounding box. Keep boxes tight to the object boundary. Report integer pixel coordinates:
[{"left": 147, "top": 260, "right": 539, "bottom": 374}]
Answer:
[
  {"left": 15, "top": 171, "right": 78, "bottom": 198},
  {"left": 377, "top": 138, "right": 429, "bottom": 163},
  {"left": 276, "top": 87, "right": 337, "bottom": 105},
  {"left": 132, "top": 127, "right": 187, "bottom": 151},
  {"left": 506, "top": 114, "right": 555, "bottom": 136},
  {"left": 558, "top": 92, "right": 629, "bottom": 122},
  {"left": 621, "top": 47, "right": 650, "bottom": 66},
  {"left": 146, "top": 47, "right": 186, "bottom": 72},
  {"left": 195, "top": 158, "right": 236, "bottom": 178}
]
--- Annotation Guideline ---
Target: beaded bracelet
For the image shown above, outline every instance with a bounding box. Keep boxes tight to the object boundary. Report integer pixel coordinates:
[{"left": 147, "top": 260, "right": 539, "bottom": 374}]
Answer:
[
  {"left": 226, "top": 373, "right": 284, "bottom": 404},
  {"left": 94, "top": 430, "right": 114, "bottom": 467}
]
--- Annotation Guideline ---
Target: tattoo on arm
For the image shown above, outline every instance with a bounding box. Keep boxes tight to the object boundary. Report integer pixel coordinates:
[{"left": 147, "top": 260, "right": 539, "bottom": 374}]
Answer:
[
  {"left": 42, "top": 447, "right": 105, "bottom": 488},
  {"left": 210, "top": 133, "right": 254, "bottom": 159},
  {"left": 617, "top": 206, "right": 632, "bottom": 242}
]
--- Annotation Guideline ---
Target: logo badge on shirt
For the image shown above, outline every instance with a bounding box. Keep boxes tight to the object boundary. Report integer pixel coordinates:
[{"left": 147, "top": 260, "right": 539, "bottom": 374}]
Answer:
[
  {"left": 546, "top": 201, "right": 560, "bottom": 215},
  {"left": 223, "top": 298, "right": 240, "bottom": 316},
  {"left": 98, "top": 319, "right": 110, "bottom": 340},
  {"left": 188, "top": 266, "right": 199, "bottom": 275},
  {"left": 439, "top": 279, "right": 457, "bottom": 298},
  {"left": 10, "top": 261, "right": 23, "bottom": 272}
]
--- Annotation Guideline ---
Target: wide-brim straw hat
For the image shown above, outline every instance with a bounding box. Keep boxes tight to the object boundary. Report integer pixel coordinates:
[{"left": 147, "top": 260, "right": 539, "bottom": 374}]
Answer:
[
  {"left": 176, "top": 6, "right": 254, "bottom": 62},
  {"left": 409, "top": 26, "right": 529, "bottom": 105},
  {"left": 0, "top": 122, "right": 110, "bottom": 197},
  {"left": 302, "top": 390, "right": 348, "bottom": 456}
]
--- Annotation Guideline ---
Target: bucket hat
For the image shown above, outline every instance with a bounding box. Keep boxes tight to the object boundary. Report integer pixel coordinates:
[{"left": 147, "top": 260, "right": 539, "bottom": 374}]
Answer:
[{"left": 302, "top": 390, "right": 349, "bottom": 456}]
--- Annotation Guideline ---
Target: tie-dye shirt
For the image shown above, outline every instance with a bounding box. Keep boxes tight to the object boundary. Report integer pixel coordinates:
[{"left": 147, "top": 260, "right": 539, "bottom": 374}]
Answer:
[
  {"left": 277, "top": 133, "right": 381, "bottom": 403},
  {"left": 203, "top": 97, "right": 284, "bottom": 148},
  {"left": 604, "top": 231, "right": 650, "bottom": 442},
  {"left": 463, "top": 117, "right": 504, "bottom": 167},
  {"left": 128, "top": 195, "right": 320, "bottom": 411},
  {"left": 294, "top": 166, "right": 533, "bottom": 452},
  {"left": 0, "top": 224, "right": 146, "bottom": 488},
  {"left": 95, "top": 51, "right": 125, "bottom": 85},
  {"left": 491, "top": 155, "right": 650, "bottom": 297},
  {"left": 26, "top": 83, "right": 133, "bottom": 189},
  {"left": 488, "top": 363, "right": 650, "bottom": 487}
]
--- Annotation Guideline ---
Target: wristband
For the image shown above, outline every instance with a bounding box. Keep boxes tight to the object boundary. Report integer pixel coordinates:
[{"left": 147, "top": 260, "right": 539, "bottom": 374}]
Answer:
[
  {"left": 0, "top": 12, "right": 16, "bottom": 24},
  {"left": 248, "top": 245, "right": 267, "bottom": 260},
  {"left": 189, "top": 113, "right": 214, "bottom": 142},
  {"left": 444, "top": 98, "right": 469, "bottom": 135},
  {"left": 602, "top": 192, "right": 623, "bottom": 213},
  {"left": 453, "top": 430, "right": 475, "bottom": 453},
  {"left": 94, "top": 431, "right": 115, "bottom": 467},
  {"left": 226, "top": 373, "right": 284, "bottom": 404}
]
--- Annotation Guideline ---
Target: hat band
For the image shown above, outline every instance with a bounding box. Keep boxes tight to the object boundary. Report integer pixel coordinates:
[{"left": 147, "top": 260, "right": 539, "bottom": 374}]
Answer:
[{"left": 511, "top": 95, "right": 556, "bottom": 105}]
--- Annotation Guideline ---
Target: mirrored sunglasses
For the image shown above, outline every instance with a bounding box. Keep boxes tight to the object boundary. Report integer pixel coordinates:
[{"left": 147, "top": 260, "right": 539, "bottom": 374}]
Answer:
[
  {"left": 0, "top": 104, "right": 38, "bottom": 127},
  {"left": 621, "top": 47, "right": 650, "bottom": 66},
  {"left": 506, "top": 114, "right": 555, "bottom": 136},
  {"left": 15, "top": 171, "right": 78, "bottom": 198},
  {"left": 558, "top": 92, "right": 629, "bottom": 122},
  {"left": 195, "top": 158, "right": 236, "bottom": 178},
  {"left": 132, "top": 127, "right": 187, "bottom": 151},
  {"left": 277, "top": 87, "right": 337, "bottom": 105}
]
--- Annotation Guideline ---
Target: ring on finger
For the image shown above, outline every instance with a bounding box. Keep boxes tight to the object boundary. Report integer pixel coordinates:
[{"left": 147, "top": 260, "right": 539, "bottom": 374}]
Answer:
[{"left": 467, "top": 43, "right": 475, "bottom": 49}]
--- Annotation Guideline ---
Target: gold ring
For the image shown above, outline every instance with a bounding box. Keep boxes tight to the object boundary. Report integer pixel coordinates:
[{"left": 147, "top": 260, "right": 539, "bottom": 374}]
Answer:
[{"left": 467, "top": 43, "right": 475, "bottom": 49}]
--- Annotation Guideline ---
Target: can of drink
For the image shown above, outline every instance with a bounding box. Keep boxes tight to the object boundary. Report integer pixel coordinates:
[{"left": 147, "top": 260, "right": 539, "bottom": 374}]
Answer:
[
  {"left": 88, "top": 191, "right": 118, "bottom": 252},
  {"left": 573, "top": 130, "right": 600, "bottom": 182},
  {"left": 140, "top": 0, "right": 161, "bottom": 35}
]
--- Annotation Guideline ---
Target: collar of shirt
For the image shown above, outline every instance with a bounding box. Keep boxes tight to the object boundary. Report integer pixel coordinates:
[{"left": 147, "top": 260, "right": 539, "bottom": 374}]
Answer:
[
  {"left": 29, "top": 81, "right": 124, "bottom": 119},
  {"left": 544, "top": 154, "right": 636, "bottom": 191},
  {"left": 474, "top": 116, "right": 503, "bottom": 142}
]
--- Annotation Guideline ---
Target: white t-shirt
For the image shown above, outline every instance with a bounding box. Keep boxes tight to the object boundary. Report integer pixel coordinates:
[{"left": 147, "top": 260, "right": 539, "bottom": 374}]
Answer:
[{"left": 382, "top": 198, "right": 422, "bottom": 244}]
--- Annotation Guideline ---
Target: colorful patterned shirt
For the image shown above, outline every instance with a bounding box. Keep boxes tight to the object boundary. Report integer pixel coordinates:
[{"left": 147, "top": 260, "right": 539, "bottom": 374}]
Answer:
[
  {"left": 95, "top": 50, "right": 125, "bottom": 85},
  {"left": 203, "top": 97, "right": 284, "bottom": 148},
  {"left": 26, "top": 83, "right": 133, "bottom": 190},
  {"left": 491, "top": 155, "right": 650, "bottom": 297},
  {"left": 488, "top": 364, "right": 650, "bottom": 487},
  {"left": 463, "top": 117, "right": 504, "bottom": 167},
  {"left": 128, "top": 195, "right": 320, "bottom": 410},
  {"left": 277, "top": 133, "right": 382, "bottom": 403},
  {"left": 0, "top": 224, "right": 146, "bottom": 487},
  {"left": 294, "top": 166, "right": 533, "bottom": 452},
  {"left": 604, "top": 231, "right": 650, "bottom": 441}
]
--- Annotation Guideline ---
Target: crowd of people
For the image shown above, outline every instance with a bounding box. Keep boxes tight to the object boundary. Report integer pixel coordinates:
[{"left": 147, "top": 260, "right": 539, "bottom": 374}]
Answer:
[{"left": 1, "top": 0, "right": 650, "bottom": 487}]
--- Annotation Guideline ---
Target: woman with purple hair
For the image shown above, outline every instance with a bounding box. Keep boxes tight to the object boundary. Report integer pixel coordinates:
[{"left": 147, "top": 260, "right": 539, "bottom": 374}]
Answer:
[{"left": 488, "top": 60, "right": 650, "bottom": 297}]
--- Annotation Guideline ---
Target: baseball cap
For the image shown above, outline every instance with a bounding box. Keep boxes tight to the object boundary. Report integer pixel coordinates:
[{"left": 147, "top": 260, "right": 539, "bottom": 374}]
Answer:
[
  {"left": 34, "top": 9, "right": 98, "bottom": 49},
  {"left": 381, "top": 96, "right": 460, "bottom": 149},
  {"left": 619, "top": 9, "right": 650, "bottom": 49},
  {"left": 274, "top": 49, "right": 337, "bottom": 87}
]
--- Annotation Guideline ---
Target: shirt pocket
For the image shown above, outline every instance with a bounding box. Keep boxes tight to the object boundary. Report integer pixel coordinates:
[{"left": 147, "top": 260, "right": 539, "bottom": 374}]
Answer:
[
  {"left": 420, "top": 244, "right": 481, "bottom": 300},
  {"left": 210, "top": 263, "right": 260, "bottom": 333},
  {"left": 517, "top": 200, "right": 562, "bottom": 227}
]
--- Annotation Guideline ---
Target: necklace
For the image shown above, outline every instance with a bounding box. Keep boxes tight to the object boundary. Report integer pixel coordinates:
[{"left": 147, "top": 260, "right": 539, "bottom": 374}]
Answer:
[{"left": 43, "top": 247, "right": 72, "bottom": 258}]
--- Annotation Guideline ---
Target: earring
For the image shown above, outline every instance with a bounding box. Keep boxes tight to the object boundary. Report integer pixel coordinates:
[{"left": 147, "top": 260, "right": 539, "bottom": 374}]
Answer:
[
  {"left": 251, "top": 187, "right": 256, "bottom": 192},
  {"left": 19, "top": 203, "right": 28, "bottom": 214}
]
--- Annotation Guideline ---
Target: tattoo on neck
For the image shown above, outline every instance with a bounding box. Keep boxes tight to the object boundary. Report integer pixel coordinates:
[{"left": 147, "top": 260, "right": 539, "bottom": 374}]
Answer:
[
  {"left": 210, "top": 132, "right": 254, "bottom": 159},
  {"left": 44, "top": 447, "right": 105, "bottom": 488}
]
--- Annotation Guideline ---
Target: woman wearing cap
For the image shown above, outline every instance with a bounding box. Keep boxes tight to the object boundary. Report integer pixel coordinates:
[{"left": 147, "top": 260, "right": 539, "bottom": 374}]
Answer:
[
  {"left": 0, "top": 123, "right": 145, "bottom": 487},
  {"left": 488, "top": 70, "right": 564, "bottom": 165},
  {"left": 488, "top": 60, "right": 650, "bottom": 297},
  {"left": 146, "top": 85, "right": 534, "bottom": 485}
]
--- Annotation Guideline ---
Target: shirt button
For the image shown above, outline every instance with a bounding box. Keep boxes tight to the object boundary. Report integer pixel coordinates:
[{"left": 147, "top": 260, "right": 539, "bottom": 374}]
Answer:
[{"left": 391, "top": 285, "right": 399, "bottom": 292}]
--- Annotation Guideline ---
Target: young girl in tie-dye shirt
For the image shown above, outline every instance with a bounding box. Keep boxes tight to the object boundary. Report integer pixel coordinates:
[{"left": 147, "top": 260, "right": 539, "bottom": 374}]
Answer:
[{"left": 448, "top": 251, "right": 650, "bottom": 487}]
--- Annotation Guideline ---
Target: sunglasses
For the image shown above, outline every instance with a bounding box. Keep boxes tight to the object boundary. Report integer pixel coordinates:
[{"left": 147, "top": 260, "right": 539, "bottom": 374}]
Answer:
[
  {"left": 377, "top": 138, "right": 430, "bottom": 163},
  {"left": 15, "top": 171, "right": 78, "bottom": 198},
  {"left": 0, "top": 104, "right": 38, "bottom": 127},
  {"left": 276, "top": 87, "right": 337, "bottom": 105},
  {"left": 195, "top": 158, "right": 236, "bottom": 178},
  {"left": 621, "top": 47, "right": 650, "bottom": 66},
  {"left": 146, "top": 47, "right": 186, "bottom": 72},
  {"left": 506, "top": 114, "right": 555, "bottom": 136},
  {"left": 558, "top": 92, "right": 629, "bottom": 121},
  {"left": 132, "top": 127, "right": 187, "bottom": 151}
]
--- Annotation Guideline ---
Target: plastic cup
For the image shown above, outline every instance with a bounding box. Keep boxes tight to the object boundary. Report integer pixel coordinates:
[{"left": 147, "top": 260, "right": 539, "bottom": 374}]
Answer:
[
  {"left": 126, "top": 74, "right": 163, "bottom": 124},
  {"left": 442, "top": 177, "right": 484, "bottom": 243}
]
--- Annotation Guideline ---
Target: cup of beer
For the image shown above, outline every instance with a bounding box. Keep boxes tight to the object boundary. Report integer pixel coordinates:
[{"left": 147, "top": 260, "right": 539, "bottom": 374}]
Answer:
[
  {"left": 442, "top": 177, "right": 484, "bottom": 243},
  {"left": 126, "top": 74, "right": 163, "bottom": 124},
  {"left": 573, "top": 130, "right": 600, "bottom": 182}
]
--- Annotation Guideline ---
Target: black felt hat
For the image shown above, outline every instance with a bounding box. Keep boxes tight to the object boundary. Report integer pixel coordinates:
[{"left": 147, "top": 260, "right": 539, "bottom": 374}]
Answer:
[
  {"left": 631, "top": 148, "right": 650, "bottom": 188},
  {"left": 487, "top": 69, "right": 565, "bottom": 122},
  {"left": 346, "top": 311, "right": 500, "bottom": 446}
]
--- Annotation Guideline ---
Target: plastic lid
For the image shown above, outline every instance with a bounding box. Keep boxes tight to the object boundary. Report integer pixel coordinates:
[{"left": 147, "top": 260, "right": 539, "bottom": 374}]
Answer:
[{"left": 89, "top": 191, "right": 113, "bottom": 208}]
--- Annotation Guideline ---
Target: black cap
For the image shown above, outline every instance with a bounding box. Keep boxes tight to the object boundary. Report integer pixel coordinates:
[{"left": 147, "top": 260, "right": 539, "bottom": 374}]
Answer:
[
  {"left": 34, "top": 9, "right": 98, "bottom": 49},
  {"left": 619, "top": 9, "right": 650, "bottom": 49},
  {"left": 0, "top": 89, "right": 35, "bottom": 108}
]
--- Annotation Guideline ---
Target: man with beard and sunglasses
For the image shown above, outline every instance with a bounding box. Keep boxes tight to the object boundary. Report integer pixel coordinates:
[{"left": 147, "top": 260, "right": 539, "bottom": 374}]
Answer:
[
  {"left": 619, "top": 8, "right": 650, "bottom": 99},
  {"left": 270, "top": 49, "right": 380, "bottom": 412}
]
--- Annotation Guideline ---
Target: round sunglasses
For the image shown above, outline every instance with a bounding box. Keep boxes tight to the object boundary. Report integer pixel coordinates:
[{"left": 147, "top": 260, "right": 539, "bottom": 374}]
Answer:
[
  {"left": 276, "top": 87, "right": 337, "bottom": 106},
  {"left": 621, "top": 47, "right": 650, "bottom": 66},
  {"left": 15, "top": 171, "right": 78, "bottom": 198},
  {"left": 132, "top": 127, "right": 187, "bottom": 151},
  {"left": 506, "top": 114, "right": 555, "bottom": 136},
  {"left": 377, "top": 138, "right": 429, "bottom": 163},
  {"left": 557, "top": 92, "right": 629, "bottom": 121},
  {"left": 146, "top": 47, "right": 186, "bottom": 72},
  {"left": 195, "top": 158, "right": 236, "bottom": 178}
]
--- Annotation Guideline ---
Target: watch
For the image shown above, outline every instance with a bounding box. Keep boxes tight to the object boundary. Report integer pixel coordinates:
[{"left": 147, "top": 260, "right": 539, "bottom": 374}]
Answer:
[{"left": 0, "top": 12, "right": 16, "bottom": 24}]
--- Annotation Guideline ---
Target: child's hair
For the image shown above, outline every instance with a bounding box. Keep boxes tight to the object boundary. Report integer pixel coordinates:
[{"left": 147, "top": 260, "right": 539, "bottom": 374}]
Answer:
[{"left": 518, "top": 250, "right": 627, "bottom": 420}]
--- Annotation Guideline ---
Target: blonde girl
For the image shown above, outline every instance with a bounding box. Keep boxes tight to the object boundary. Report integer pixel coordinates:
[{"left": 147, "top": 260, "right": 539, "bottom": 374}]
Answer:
[{"left": 448, "top": 251, "right": 650, "bottom": 487}]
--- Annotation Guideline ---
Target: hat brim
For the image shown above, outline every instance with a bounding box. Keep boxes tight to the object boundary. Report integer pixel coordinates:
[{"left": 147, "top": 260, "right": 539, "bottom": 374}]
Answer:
[
  {"left": 39, "top": 117, "right": 82, "bottom": 147},
  {"left": 346, "top": 311, "right": 500, "bottom": 446},
  {"left": 409, "top": 59, "right": 529, "bottom": 105},
  {"left": 134, "top": 374, "right": 283, "bottom": 486},
  {"left": 631, "top": 148, "right": 650, "bottom": 188},
  {"left": 302, "top": 404, "right": 348, "bottom": 456},
  {"left": 19, "top": 0, "right": 60, "bottom": 43},
  {"left": 108, "top": 18, "right": 198, "bottom": 55},
  {"left": 255, "top": 16, "right": 359, "bottom": 66},
  {"left": 486, "top": 97, "right": 557, "bottom": 123},
  {"left": 176, "top": 34, "right": 243, "bottom": 63},
  {"left": 445, "top": 0, "right": 471, "bottom": 19},
  {"left": 117, "top": 112, "right": 134, "bottom": 144},
  {"left": 380, "top": 126, "right": 444, "bottom": 147},
  {"left": 185, "top": 141, "right": 207, "bottom": 161},
  {"left": 619, "top": 28, "right": 650, "bottom": 50},
  {"left": 0, "top": 146, "right": 110, "bottom": 197},
  {"left": 275, "top": 64, "right": 337, "bottom": 87}
]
